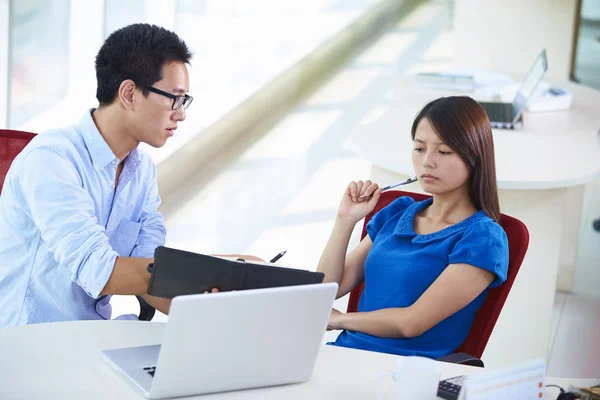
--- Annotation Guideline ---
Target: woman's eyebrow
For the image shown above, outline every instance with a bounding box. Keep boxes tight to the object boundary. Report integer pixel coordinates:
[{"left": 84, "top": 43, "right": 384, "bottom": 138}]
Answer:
[{"left": 414, "top": 138, "right": 444, "bottom": 145}]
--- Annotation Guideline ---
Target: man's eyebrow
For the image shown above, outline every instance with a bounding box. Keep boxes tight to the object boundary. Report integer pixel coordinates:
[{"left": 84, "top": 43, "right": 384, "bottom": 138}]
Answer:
[{"left": 172, "top": 88, "right": 187, "bottom": 94}]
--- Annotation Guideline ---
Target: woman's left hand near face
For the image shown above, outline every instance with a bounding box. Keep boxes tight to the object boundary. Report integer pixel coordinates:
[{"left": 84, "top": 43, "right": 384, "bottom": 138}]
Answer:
[{"left": 337, "top": 180, "right": 382, "bottom": 223}]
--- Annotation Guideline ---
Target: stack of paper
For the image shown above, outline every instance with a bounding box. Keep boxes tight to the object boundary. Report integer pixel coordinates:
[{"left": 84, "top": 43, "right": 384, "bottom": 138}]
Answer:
[{"left": 415, "top": 68, "right": 515, "bottom": 98}]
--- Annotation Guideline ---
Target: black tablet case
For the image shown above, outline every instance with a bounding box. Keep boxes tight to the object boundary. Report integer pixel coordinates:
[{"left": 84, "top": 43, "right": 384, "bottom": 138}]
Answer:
[{"left": 147, "top": 246, "right": 325, "bottom": 299}]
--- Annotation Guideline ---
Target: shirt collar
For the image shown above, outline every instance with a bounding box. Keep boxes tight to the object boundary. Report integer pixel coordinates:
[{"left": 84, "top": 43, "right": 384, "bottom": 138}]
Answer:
[
  {"left": 124, "top": 148, "right": 141, "bottom": 170},
  {"left": 393, "top": 197, "right": 487, "bottom": 242},
  {"left": 78, "top": 109, "right": 119, "bottom": 169},
  {"left": 394, "top": 198, "right": 434, "bottom": 237}
]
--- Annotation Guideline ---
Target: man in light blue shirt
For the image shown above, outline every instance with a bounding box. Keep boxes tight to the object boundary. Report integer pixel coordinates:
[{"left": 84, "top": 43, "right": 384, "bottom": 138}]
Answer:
[{"left": 0, "top": 24, "right": 194, "bottom": 327}]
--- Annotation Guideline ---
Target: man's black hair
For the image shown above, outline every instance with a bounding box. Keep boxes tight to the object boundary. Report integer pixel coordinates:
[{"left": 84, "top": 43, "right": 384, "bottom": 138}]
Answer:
[{"left": 95, "top": 23, "right": 192, "bottom": 106}]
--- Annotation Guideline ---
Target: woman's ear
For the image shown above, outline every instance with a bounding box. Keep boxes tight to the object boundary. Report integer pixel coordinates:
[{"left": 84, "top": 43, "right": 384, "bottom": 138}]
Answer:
[{"left": 118, "top": 80, "right": 136, "bottom": 110}]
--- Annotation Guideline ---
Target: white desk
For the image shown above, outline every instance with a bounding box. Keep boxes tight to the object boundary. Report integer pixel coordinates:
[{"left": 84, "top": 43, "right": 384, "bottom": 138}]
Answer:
[
  {"left": 0, "top": 321, "right": 595, "bottom": 399},
  {"left": 349, "top": 79, "right": 600, "bottom": 369}
]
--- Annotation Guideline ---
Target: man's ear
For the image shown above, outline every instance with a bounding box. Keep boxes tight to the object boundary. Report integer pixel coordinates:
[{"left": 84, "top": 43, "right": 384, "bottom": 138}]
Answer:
[{"left": 118, "top": 80, "right": 136, "bottom": 110}]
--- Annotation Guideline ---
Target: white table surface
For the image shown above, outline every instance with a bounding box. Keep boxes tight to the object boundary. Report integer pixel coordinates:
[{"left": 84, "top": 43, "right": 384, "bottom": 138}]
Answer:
[{"left": 0, "top": 320, "right": 595, "bottom": 399}]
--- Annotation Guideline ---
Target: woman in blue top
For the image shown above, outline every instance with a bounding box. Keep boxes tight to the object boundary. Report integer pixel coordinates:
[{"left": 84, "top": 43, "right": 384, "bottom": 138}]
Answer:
[{"left": 317, "top": 96, "right": 509, "bottom": 359}]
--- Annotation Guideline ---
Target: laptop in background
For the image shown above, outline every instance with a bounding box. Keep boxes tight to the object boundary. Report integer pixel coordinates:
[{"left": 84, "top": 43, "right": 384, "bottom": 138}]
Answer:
[
  {"left": 102, "top": 283, "right": 337, "bottom": 399},
  {"left": 478, "top": 49, "right": 548, "bottom": 129}
]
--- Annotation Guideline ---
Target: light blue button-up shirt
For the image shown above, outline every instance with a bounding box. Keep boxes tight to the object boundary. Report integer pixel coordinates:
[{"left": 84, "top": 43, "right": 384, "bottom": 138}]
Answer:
[{"left": 0, "top": 110, "right": 166, "bottom": 327}]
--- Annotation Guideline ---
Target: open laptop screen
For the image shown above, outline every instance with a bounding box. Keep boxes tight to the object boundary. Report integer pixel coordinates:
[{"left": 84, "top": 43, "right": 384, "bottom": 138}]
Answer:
[{"left": 512, "top": 49, "right": 548, "bottom": 122}]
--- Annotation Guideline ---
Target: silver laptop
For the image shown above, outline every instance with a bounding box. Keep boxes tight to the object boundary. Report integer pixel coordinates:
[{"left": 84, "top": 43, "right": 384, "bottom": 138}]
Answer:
[
  {"left": 102, "top": 283, "right": 337, "bottom": 399},
  {"left": 478, "top": 49, "right": 548, "bottom": 129}
]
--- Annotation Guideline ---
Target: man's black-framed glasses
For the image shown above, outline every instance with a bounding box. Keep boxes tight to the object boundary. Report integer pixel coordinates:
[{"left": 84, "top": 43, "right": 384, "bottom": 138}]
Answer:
[{"left": 144, "top": 86, "right": 193, "bottom": 111}]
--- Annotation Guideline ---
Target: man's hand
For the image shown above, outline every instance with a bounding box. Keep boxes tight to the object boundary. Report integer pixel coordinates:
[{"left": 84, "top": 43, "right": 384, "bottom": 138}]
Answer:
[{"left": 327, "top": 308, "right": 345, "bottom": 331}]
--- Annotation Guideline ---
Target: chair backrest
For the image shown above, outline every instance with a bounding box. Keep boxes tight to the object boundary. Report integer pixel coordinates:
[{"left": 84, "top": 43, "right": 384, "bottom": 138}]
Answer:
[
  {"left": 0, "top": 129, "right": 37, "bottom": 195},
  {"left": 346, "top": 190, "right": 529, "bottom": 359}
]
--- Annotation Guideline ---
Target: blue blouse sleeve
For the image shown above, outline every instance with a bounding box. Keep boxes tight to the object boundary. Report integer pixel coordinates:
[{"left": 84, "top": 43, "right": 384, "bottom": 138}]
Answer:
[
  {"left": 448, "top": 220, "right": 509, "bottom": 288},
  {"left": 366, "top": 196, "right": 415, "bottom": 241}
]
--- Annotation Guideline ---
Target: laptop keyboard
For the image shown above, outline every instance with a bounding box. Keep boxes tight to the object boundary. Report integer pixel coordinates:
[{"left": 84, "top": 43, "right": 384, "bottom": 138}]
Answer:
[
  {"left": 479, "top": 102, "right": 512, "bottom": 122},
  {"left": 143, "top": 366, "right": 156, "bottom": 377}
]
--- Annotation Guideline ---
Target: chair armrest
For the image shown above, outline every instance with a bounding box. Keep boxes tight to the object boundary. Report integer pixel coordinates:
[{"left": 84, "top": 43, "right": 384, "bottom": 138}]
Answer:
[
  {"left": 436, "top": 352, "right": 484, "bottom": 367},
  {"left": 136, "top": 295, "right": 156, "bottom": 321}
]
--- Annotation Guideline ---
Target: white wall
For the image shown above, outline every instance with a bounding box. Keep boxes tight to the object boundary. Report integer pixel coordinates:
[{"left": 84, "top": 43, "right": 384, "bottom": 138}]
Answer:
[
  {"left": 556, "top": 186, "right": 586, "bottom": 292},
  {"left": 581, "top": 0, "right": 600, "bottom": 20},
  {"left": 67, "top": 0, "right": 104, "bottom": 102},
  {"left": 0, "top": 0, "right": 8, "bottom": 128},
  {"left": 574, "top": 178, "right": 600, "bottom": 298},
  {"left": 452, "top": 0, "right": 579, "bottom": 80}
]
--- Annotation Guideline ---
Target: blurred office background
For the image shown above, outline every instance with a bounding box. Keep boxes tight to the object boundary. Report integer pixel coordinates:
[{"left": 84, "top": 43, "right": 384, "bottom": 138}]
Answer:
[{"left": 1, "top": 0, "right": 599, "bottom": 378}]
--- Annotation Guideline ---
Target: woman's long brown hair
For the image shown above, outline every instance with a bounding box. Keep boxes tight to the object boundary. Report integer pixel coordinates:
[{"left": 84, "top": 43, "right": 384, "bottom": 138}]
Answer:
[{"left": 410, "top": 96, "right": 501, "bottom": 223}]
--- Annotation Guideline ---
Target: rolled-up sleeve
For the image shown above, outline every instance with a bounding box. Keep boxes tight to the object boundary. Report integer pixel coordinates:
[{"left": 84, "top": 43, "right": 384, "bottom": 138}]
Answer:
[
  {"left": 130, "top": 163, "right": 166, "bottom": 258},
  {"left": 16, "top": 147, "right": 117, "bottom": 298}
]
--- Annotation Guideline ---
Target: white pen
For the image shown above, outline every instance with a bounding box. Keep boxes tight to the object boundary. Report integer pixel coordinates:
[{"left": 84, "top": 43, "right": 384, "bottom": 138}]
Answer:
[{"left": 358, "top": 176, "right": 418, "bottom": 199}]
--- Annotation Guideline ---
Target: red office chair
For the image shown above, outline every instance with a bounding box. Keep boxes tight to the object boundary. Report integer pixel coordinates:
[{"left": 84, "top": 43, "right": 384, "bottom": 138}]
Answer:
[
  {"left": 346, "top": 190, "right": 529, "bottom": 367},
  {"left": 0, "top": 129, "right": 156, "bottom": 321},
  {"left": 0, "top": 130, "right": 37, "bottom": 192}
]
